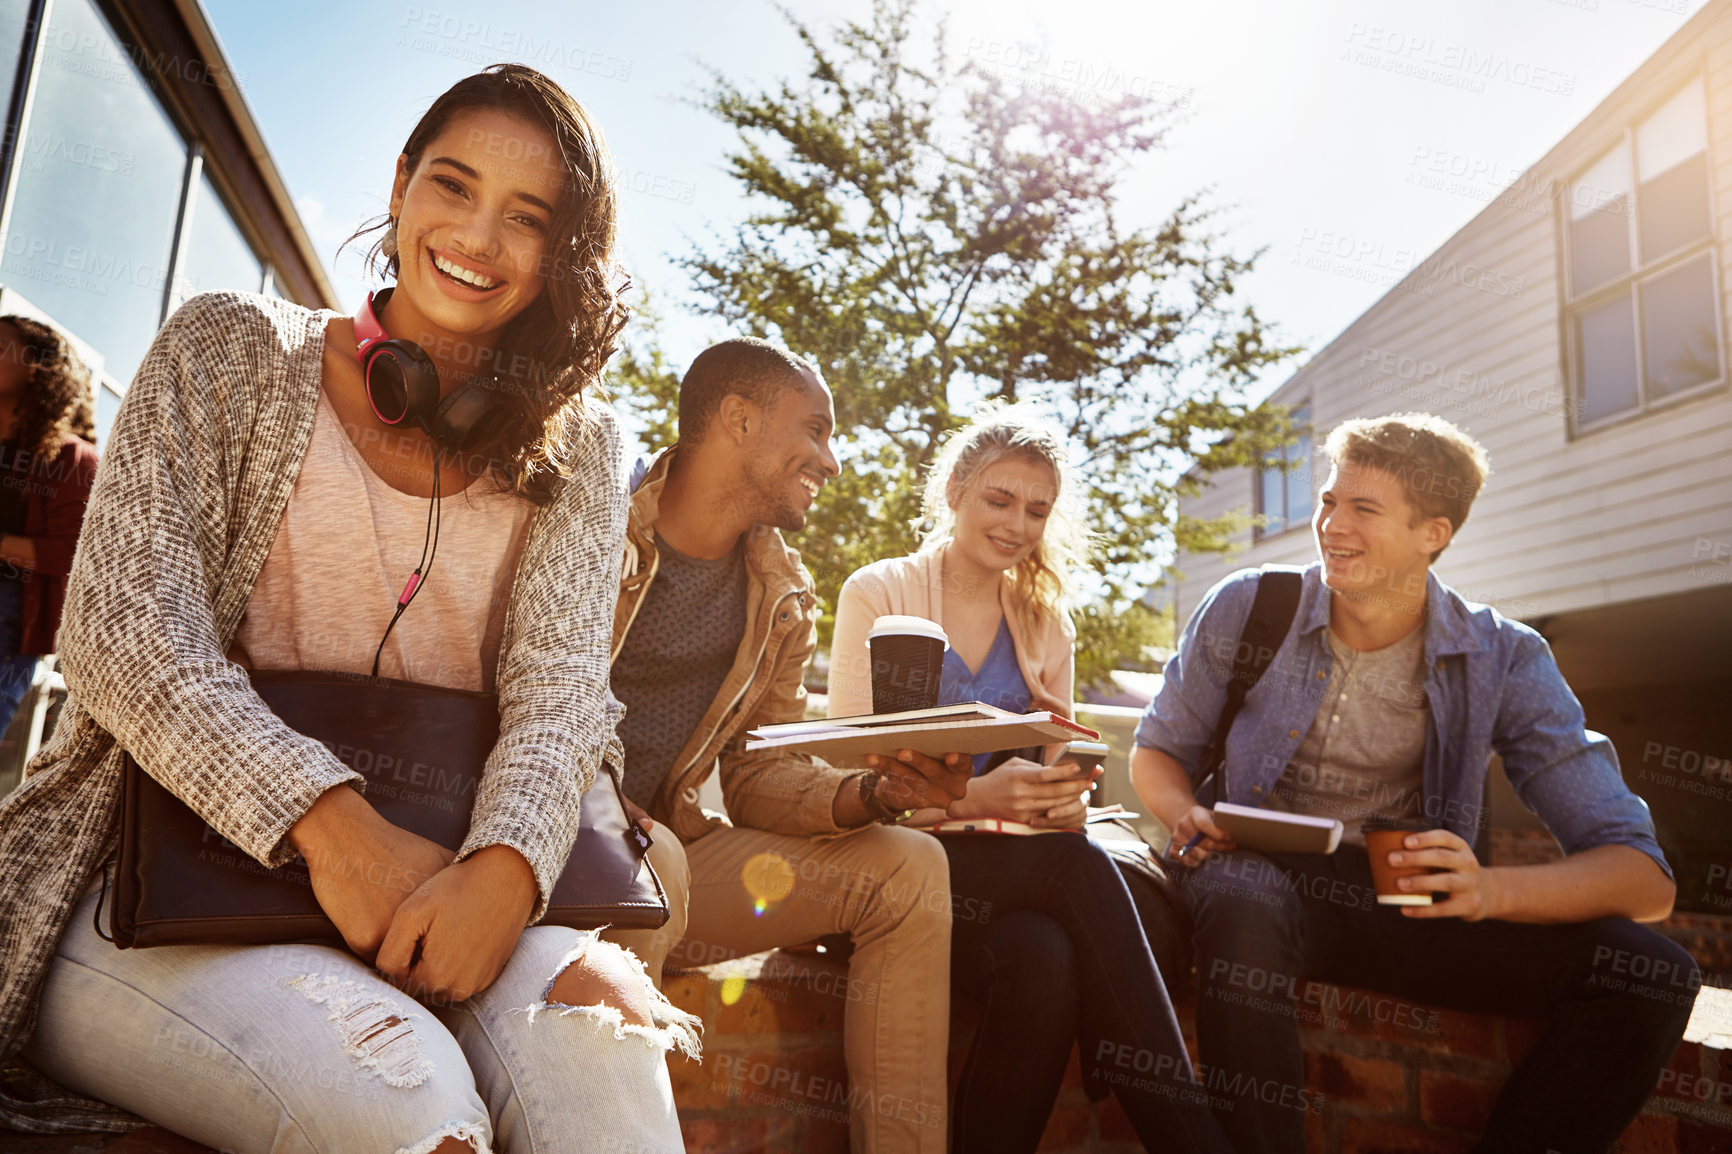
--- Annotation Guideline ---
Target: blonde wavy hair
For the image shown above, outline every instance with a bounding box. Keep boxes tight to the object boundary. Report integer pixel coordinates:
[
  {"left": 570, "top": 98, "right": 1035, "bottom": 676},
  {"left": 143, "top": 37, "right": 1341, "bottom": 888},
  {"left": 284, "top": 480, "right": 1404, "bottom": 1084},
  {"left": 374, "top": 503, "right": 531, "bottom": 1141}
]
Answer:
[{"left": 920, "top": 402, "right": 1090, "bottom": 628}]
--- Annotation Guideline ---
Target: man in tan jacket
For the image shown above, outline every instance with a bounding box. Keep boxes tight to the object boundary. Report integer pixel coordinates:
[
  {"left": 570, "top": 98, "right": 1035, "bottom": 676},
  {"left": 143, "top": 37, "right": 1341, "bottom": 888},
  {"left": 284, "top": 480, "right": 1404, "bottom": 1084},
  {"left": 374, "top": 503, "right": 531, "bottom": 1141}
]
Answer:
[{"left": 603, "top": 337, "right": 970, "bottom": 1154}]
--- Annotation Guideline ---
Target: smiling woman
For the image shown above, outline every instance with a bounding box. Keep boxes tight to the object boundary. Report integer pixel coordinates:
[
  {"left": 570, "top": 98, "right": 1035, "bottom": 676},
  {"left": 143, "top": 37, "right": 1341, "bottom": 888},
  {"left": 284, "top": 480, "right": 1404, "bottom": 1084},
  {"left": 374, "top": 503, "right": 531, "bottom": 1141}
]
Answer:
[
  {"left": 829, "top": 404, "right": 1233, "bottom": 1154},
  {"left": 341, "top": 65, "right": 628, "bottom": 504},
  {"left": 0, "top": 65, "right": 691, "bottom": 1154}
]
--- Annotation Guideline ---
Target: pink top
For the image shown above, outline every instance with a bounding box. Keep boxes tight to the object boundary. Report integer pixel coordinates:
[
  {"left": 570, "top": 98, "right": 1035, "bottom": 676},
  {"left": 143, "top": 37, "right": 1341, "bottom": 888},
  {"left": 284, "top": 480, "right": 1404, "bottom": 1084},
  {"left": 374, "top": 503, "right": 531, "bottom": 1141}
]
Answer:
[{"left": 231, "top": 389, "right": 534, "bottom": 693}]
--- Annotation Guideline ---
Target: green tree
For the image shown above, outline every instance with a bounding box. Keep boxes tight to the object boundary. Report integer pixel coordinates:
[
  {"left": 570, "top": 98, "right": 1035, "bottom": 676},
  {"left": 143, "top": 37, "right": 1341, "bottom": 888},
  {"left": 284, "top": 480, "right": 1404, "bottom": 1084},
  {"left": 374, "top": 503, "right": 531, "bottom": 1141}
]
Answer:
[{"left": 612, "top": 0, "right": 1301, "bottom": 690}]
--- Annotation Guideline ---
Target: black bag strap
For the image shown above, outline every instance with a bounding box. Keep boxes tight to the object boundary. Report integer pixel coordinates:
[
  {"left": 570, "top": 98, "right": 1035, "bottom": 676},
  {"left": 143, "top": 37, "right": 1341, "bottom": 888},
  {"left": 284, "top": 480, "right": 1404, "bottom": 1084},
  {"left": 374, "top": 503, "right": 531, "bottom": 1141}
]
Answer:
[
  {"left": 93, "top": 861, "right": 115, "bottom": 944},
  {"left": 1191, "top": 569, "right": 1302, "bottom": 805}
]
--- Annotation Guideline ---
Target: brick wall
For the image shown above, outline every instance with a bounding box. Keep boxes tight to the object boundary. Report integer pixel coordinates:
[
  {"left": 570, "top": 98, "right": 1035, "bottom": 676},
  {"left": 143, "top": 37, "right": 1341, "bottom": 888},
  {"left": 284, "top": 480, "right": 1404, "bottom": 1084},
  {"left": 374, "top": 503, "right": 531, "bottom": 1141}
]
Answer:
[
  {"left": 45, "top": 946, "right": 1732, "bottom": 1154},
  {"left": 663, "top": 950, "right": 1732, "bottom": 1154},
  {"left": 1491, "top": 829, "right": 1732, "bottom": 982},
  {"left": 51, "top": 827, "right": 1732, "bottom": 1154}
]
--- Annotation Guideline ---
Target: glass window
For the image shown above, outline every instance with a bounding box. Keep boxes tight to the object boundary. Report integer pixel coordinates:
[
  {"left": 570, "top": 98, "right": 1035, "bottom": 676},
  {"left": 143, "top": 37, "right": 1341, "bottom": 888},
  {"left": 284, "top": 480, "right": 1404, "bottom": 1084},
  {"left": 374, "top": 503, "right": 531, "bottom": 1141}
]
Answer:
[
  {"left": 1284, "top": 434, "right": 1313, "bottom": 527},
  {"left": 0, "top": 0, "right": 188, "bottom": 387},
  {"left": 1641, "top": 256, "right": 1719, "bottom": 398},
  {"left": 1256, "top": 404, "right": 1311, "bottom": 537},
  {"left": 1636, "top": 83, "right": 1710, "bottom": 263},
  {"left": 1564, "top": 80, "right": 1721, "bottom": 431},
  {"left": 1258, "top": 467, "right": 1283, "bottom": 532},
  {"left": 1638, "top": 152, "right": 1710, "bottom": 264},
  {"left": 1570, "top": 145, "right": 1632, "bottom": 297},
  {"left": 0, "top": 4, "right": 30, "bottom": 141},
  {"left": 168, "top": 173, "right": 262, "bottom": 312},
  {"left": 94, "top": 380, "right": 122, "bottom": 447},
  {"left": 1576, "top": 294, "right": 1640, "bottom": 425}
]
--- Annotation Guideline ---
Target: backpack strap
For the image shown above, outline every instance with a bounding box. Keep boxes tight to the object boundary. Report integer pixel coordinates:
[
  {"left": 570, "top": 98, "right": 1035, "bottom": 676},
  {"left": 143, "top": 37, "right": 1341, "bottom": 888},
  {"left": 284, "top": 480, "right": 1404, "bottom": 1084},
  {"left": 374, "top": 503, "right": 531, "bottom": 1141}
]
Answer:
[{"left": 1191, "top": 568, "right": 1302, "bottom": 805}]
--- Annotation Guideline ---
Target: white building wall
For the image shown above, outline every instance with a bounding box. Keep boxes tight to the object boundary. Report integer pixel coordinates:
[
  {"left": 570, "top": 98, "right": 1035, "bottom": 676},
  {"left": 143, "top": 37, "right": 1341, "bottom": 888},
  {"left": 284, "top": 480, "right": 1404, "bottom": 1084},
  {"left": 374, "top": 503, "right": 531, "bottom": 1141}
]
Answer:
[{"left": 1175, "top": 3, "right": 1732, "bottom": 628}]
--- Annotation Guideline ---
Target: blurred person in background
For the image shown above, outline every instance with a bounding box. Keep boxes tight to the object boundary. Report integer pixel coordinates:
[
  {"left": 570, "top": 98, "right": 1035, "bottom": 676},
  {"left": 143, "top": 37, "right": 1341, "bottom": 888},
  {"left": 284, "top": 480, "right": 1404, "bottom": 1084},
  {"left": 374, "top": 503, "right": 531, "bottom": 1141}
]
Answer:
[{"left": 0, "top": 316, "right": 99, "bottom": 735}]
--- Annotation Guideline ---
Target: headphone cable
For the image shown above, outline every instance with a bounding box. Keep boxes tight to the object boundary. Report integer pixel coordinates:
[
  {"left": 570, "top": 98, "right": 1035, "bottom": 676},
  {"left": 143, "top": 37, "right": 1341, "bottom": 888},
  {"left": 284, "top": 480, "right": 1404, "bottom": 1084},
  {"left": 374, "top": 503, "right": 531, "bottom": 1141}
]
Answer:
[{"left": 371, "top": 446, "right": 444, "bottom": 679}]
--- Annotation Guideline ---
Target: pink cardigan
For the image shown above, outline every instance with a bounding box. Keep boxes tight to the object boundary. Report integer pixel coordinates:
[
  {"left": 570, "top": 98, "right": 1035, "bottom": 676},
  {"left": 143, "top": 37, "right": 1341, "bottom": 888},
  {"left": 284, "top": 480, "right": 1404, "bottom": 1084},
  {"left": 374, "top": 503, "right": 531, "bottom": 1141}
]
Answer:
[{"left": 829, "top": 544, "right": 1076, "bottom": 721}]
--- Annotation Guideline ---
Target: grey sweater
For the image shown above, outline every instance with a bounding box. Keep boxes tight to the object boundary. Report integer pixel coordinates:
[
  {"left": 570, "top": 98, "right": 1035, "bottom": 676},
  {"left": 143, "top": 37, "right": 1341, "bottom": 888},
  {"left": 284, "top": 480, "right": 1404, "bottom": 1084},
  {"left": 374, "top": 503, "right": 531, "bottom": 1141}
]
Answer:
[{"left": 0, "top": 291, "right": 628, "bottom": 1132}]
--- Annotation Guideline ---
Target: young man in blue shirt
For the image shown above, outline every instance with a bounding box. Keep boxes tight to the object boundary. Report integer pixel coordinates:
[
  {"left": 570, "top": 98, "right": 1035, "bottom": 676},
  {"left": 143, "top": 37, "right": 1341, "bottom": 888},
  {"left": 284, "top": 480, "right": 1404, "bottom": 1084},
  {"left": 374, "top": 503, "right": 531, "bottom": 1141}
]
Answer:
[{"left": 1131, "top": 413, "right": 1697, "bottom": 1154}]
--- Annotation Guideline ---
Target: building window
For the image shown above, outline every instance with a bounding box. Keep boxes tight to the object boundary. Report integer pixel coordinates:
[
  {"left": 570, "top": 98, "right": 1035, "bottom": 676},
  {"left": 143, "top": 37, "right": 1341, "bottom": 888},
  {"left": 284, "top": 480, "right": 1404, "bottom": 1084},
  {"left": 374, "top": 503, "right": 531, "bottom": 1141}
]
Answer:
[
  {"left": 0, "top": 0, "right": 189, "bottom": 387},
  {"left": 94, "top": 380, "right": 122, "bottom": 447},
  {"left": 1255, "top": 404, "right": 1312, "bottom": 538},
  {"left": 167, "top": 172, "right": 263, "bottom": 314},
  {"left": 0, "top": 5, "right": 31, "bottom": 154},
  {"left": 1565, "top": 79, "right": 1722, "bottom": 431}
]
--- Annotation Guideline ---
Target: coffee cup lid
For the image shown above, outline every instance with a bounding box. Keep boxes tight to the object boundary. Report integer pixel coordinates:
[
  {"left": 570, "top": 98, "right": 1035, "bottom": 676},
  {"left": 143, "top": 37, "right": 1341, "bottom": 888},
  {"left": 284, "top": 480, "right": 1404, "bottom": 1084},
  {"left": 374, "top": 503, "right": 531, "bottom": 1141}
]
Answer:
[{"left": 867, "top": 614, "right": 950, "bottom": 648}]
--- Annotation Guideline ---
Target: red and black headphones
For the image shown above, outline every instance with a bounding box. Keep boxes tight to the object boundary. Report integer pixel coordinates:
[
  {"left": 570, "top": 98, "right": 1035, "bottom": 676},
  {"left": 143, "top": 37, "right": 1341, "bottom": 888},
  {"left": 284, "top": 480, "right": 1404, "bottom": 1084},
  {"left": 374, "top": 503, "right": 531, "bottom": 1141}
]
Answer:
[
  {"left": 354, "top": 286, "right": 508, "bottom": 453},
  {"left": 353, "top": 285, "right": 513, "bottom": 677}
]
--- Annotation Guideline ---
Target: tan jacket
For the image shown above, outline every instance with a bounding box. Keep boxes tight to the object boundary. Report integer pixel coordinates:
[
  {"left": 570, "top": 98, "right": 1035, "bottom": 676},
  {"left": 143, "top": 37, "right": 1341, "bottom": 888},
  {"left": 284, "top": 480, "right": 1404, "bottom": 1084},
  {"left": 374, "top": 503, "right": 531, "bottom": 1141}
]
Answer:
[
  {"left": 829, "top": 545, "right": 1077, "bottom": 721},
  {"left": 612, "top": 450, "right": 856, "bottom": 845}
]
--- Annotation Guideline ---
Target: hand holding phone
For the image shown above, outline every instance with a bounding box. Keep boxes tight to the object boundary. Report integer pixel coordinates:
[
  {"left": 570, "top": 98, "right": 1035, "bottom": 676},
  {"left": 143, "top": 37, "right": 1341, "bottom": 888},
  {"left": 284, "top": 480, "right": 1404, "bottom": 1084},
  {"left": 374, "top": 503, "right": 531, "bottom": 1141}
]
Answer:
[
  {"left": 1048, "top": 740, "right": 1110, "bottom": 776},
  {"left": 951, "top": 754, "right": 1101, "bottom": 827}
]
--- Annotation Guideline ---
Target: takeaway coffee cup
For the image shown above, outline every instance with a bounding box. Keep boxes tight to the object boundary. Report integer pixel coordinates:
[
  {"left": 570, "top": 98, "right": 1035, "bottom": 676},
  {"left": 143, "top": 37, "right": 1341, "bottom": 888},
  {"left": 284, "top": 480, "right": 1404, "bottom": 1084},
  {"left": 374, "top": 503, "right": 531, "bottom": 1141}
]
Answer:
[
  {"left": 867, "top": 615, "right": 949, "bottom": 715},
  {"left": 1364, "top": 819, "right": 1442, "bottom": 906}
]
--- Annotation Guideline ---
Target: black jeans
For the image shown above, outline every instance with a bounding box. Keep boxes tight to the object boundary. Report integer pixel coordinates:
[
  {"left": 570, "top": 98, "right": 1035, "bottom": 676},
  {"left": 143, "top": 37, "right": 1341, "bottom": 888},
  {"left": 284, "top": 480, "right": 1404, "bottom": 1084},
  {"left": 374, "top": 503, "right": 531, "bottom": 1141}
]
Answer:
[
  {"left": 950, "top": 908, "right": 1079, "bottom": 1152},
  {"left": 1178, "top": 848, "right": 1699, "bottom": 1154},
  {"left": 941, "top": 831, "right": 1232, "bottom": 1154}
]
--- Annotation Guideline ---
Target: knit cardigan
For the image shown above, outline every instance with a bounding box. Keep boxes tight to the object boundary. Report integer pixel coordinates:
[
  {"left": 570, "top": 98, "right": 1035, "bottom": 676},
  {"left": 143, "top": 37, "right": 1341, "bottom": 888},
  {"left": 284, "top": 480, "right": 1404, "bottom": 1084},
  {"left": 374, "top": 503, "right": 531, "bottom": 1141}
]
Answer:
[
  {"left": 829, "top": 545, "right": 1078, "bottom": 721},
  {"left": 0, "top": 292, "right": 628, "bottom": 1133}
]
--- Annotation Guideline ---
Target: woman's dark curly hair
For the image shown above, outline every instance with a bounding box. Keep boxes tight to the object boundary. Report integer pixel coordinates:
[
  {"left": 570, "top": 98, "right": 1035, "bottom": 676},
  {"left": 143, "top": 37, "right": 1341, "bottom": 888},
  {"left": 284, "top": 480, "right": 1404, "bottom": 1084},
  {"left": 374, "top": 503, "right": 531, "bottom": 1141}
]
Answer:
[
  {"left": 0, "top": 316, "right": 95, "bottom": 466},
  {"left": 345, "top": 64, "right": 629, "bottom": 503}
]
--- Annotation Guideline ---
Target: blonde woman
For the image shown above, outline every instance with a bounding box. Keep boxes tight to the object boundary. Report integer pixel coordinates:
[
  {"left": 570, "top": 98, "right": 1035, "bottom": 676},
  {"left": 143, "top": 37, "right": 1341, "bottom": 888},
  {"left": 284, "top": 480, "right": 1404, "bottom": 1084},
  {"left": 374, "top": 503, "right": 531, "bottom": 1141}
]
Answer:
[{"left": 831, "top": 405, "right": 1226, "bottom": 1154}]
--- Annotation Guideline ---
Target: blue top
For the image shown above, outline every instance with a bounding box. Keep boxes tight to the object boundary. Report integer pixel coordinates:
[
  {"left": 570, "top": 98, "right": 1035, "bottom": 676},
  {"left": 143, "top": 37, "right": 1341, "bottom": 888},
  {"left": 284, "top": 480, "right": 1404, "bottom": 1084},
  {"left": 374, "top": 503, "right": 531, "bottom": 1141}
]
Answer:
[
  {"left": 940, "top": 617, "right": 1033, "bottom": 775},
  {"left": 1133, "top": 563, "right": 1670, "bottom": 877}
]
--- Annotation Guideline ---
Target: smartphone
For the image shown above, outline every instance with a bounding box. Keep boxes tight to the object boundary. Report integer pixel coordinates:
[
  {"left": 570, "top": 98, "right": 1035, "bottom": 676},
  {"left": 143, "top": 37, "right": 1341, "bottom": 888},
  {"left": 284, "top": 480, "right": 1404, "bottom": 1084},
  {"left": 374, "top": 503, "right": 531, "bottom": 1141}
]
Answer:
[{"left": 1052, "top": 740, "right": 1110, "bottom": 775}]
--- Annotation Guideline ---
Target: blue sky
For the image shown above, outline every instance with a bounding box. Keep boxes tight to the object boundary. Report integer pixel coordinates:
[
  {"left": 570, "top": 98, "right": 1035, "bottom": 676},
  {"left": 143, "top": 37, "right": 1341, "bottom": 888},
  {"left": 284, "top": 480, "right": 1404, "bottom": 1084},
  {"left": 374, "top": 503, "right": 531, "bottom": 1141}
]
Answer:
[{"left": 202, "top": 0, "right": 1697, "bottom": 396}]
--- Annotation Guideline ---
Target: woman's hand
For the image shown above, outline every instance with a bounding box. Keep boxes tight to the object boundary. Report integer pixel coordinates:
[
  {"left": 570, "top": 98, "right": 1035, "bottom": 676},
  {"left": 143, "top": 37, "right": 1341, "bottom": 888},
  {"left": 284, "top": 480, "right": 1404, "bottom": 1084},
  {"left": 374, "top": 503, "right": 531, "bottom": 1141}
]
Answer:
[
  {"left": 376, "top": 844, "right": 539, "bottom": 1005},
  {"left": 1163, "top": 804, "right": 1236, "bottom": 868},
  {"left": 950, "top": 757, "right": 1101, "bottom": 827},
  {"left": 1035, "top": 759, "right": 1105, "bottom": 828},
  {"left": 288, "top": 785, "right": 454, "bottom": 961}
]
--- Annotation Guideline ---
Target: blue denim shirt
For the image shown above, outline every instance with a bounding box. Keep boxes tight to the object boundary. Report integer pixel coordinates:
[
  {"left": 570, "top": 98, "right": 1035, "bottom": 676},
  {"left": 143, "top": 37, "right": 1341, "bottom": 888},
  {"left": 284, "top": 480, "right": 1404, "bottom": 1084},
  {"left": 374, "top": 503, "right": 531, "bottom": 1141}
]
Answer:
[{"left": 1134, "top": 564, "right": 1669, "bottom": 878}]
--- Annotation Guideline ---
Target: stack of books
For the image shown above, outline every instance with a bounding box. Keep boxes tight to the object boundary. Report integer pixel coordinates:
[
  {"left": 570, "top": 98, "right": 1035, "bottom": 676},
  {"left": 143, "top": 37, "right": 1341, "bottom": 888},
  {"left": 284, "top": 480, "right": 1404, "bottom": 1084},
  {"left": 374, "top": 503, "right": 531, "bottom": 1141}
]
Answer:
[{"left": 745, "top": 702, "right": 1098, "bottom": 760}]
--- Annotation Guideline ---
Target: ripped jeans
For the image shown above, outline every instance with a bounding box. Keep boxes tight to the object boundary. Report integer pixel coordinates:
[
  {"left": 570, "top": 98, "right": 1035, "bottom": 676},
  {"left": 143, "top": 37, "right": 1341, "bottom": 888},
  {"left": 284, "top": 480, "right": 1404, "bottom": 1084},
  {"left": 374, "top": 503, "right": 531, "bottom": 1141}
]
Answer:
[{"left": 24, "top": 880, "right": 699, "bottom": 1154}]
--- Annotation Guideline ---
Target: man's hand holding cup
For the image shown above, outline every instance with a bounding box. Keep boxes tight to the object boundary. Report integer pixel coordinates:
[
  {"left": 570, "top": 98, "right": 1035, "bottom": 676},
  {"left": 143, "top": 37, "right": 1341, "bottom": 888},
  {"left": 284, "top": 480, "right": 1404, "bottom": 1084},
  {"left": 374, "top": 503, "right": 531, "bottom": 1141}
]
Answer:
[{"left": 1367, "top": 825, "right": 1493, "bottom": 920}]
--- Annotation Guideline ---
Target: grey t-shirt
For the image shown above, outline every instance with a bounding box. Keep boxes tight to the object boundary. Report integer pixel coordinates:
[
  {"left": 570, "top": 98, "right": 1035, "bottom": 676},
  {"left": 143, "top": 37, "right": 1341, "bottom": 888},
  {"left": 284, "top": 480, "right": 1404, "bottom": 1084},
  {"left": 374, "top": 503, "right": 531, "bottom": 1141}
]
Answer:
[
  {"left": 1263, "top": 625, "right": 1430, "bottom": 845},
  {"left": 613, "top": 535, "right": 750, "bottom": 809}
]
